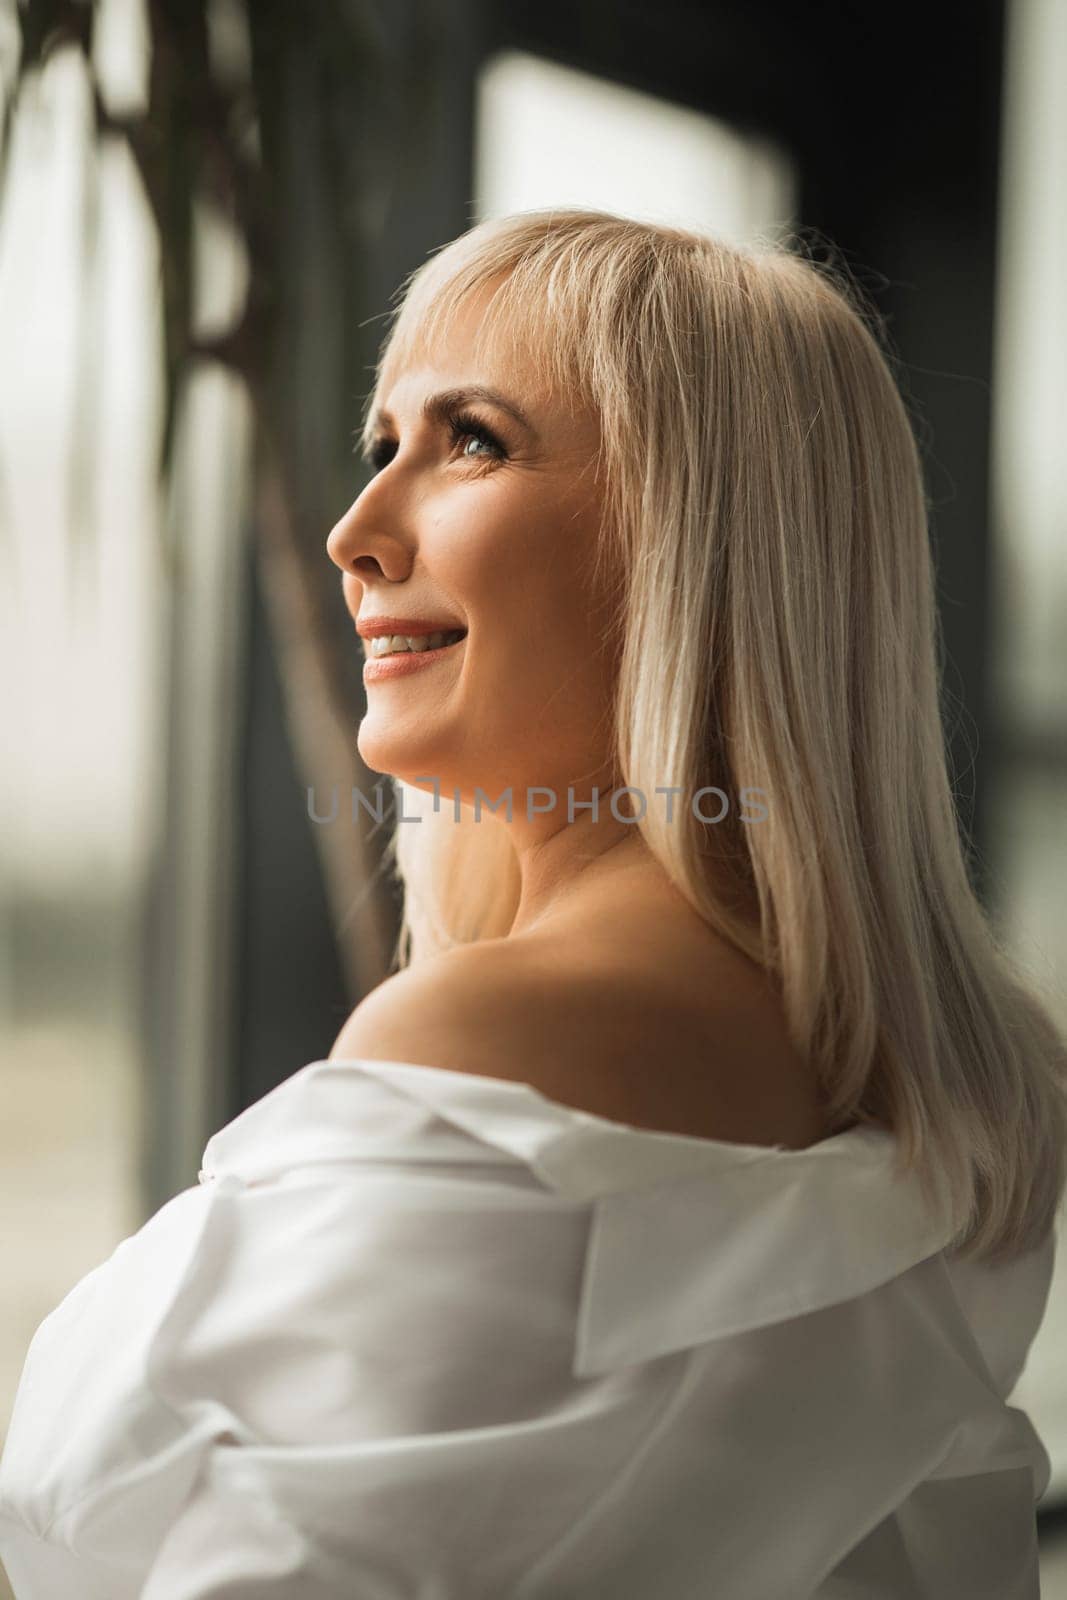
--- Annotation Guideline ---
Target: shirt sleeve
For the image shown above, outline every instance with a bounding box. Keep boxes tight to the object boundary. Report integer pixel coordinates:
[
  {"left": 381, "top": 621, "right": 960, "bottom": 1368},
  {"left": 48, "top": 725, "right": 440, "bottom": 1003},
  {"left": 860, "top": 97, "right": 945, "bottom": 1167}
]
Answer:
[
  {"left": 2, "top": 1116, "right": 674, "bottom": 1599},
  {"left": 136, "top": 1164, "right": 623, "bottom": 1599}
]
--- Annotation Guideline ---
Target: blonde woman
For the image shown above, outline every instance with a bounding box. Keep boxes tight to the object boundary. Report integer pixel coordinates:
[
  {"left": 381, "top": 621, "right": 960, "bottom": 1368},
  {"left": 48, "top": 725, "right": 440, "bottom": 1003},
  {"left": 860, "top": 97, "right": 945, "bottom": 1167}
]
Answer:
[{"left": 1, "top": 209, "right": 1064, "bottom": 1598}]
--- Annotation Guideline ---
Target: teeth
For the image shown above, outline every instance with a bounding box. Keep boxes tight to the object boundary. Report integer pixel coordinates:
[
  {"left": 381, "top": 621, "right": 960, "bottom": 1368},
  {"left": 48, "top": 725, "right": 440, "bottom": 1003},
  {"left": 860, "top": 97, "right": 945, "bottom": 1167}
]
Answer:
[{"left": 368, "top": 629, "right": 464, "bottom": 658}]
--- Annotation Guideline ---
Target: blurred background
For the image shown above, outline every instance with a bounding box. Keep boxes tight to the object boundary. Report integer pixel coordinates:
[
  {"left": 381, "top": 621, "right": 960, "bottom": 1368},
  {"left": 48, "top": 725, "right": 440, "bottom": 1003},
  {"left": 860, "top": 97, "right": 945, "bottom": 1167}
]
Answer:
[{"left": 0, "top": 0, "right": 1064, "bottom": 1592}]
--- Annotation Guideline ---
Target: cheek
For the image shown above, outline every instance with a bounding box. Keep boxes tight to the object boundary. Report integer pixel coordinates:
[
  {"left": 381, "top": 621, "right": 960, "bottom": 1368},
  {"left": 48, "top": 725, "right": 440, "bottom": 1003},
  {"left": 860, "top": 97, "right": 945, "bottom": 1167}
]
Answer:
[
  {"left": 460, "top": 506, "right": 602, "bottom": 661},
  {"left": 420, "top": 464, "right": 610, "bottom": 686}
]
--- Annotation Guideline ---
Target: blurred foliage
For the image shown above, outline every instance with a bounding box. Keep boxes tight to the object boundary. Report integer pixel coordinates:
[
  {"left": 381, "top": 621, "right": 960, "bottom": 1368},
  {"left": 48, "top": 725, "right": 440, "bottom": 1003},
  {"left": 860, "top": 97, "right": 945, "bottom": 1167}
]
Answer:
[
  {"left": 0, "top": 0, "right": 408, "bottom": 492},
  {"left": 0, "top": 0, "right": 427, "bottom": 992}
]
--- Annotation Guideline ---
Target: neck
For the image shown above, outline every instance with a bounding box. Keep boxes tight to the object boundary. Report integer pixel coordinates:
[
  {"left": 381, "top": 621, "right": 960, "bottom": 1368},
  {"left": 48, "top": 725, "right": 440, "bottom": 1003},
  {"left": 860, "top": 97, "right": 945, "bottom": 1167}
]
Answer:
[{"left": 505, "top": 812, "right": 661, "bottom": 940}]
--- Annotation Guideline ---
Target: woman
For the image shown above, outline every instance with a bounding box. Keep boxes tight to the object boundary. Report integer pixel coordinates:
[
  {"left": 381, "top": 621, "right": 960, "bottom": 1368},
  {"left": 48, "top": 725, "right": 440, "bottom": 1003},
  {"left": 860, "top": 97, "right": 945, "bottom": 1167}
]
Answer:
[{"left": 1, "top": 208, "right": 1064, "bottom": 1597}]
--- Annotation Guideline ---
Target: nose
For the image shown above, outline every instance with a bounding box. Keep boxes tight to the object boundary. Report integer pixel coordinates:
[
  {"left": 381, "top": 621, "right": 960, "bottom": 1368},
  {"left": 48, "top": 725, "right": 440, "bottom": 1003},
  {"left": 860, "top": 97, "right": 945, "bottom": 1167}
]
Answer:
[{"left": 326, "top": 491, "right": 414, "bottom": 582}]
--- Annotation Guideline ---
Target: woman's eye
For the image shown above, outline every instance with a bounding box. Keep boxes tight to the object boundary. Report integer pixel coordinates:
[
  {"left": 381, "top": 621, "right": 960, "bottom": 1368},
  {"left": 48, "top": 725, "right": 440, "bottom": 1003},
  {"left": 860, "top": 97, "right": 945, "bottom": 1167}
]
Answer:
[
  {"left": 363, "top": 413, "right": 505, "bottom": 476},
  {"left": 448, "top": 412, "right": 506, "bottom": 464}
]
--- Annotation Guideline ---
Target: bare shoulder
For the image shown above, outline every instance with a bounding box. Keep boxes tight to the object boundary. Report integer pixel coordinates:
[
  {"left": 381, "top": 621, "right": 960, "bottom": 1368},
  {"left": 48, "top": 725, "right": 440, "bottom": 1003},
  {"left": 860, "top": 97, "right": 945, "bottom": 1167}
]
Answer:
[
  {"left": 328, "top": 933, "right": 830, "bottom": 1149},
  {"left": 327, "top": 939, "right": 615, "bottom": 1092}
]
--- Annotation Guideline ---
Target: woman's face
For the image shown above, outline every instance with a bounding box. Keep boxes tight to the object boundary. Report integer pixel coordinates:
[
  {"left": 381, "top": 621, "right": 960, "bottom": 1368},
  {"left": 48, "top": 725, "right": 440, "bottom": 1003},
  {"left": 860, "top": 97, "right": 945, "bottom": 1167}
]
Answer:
[{"left": 327, "top": 292, "right": 619, "bottom": 819}]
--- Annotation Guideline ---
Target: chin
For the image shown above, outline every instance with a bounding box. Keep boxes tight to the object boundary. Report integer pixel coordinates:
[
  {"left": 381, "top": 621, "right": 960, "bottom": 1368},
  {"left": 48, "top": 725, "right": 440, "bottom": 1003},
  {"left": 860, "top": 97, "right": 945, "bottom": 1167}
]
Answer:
[
  {"left": 357, "top": 716, "right": 451, "bottom": 792},
  {"left": 356, "top": 722, "right": 408, "bottom": 780}
]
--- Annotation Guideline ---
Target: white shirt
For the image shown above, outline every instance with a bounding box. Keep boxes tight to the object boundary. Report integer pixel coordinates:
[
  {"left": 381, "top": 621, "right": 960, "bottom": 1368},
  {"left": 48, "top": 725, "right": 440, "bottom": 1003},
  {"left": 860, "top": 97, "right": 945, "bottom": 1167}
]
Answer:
[{"left": 0, "top": 1057, "right": 1056, "bottom": 1599}]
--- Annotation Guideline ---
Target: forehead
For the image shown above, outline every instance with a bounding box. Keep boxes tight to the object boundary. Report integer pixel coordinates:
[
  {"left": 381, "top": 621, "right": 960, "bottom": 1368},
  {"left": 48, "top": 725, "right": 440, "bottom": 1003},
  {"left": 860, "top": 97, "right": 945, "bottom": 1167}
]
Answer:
[
  {"left": 380, "top": 296, "right": 530, "bottom": 405},
  {"left": 375, "top": 273, "right": 593, "bottom": 427}
]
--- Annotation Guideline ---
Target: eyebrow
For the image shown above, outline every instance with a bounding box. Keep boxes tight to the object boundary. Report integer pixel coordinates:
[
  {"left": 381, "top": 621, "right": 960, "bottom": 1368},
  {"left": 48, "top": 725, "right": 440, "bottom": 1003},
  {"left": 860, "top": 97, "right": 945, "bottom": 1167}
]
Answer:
[{"left": 360, "top": 384, "right": 535, "bottom": 461}]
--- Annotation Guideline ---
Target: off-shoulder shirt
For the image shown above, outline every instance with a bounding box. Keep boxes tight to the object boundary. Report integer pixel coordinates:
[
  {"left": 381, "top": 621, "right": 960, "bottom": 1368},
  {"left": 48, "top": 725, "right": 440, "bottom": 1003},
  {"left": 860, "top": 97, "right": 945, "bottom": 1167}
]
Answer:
[{"left": 0, "top": 1057, "right": 1057, "bottom": 1598}]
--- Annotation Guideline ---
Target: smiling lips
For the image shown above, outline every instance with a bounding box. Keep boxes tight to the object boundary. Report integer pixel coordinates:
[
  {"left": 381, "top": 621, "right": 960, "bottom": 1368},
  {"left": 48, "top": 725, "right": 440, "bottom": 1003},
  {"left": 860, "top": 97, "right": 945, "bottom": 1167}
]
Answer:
[
  {"left": 356, "top": 614, "right": 468, "bottom": 681},
  {"left": 360, "top": 627, "right": 467, "bottom": 682}
]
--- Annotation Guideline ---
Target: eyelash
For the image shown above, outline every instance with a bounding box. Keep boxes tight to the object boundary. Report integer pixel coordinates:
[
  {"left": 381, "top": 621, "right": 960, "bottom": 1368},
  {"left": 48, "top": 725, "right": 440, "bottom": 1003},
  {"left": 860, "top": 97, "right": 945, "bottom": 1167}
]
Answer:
[{"left": 365, "top": 410, "right": 506, "bottom": 474}]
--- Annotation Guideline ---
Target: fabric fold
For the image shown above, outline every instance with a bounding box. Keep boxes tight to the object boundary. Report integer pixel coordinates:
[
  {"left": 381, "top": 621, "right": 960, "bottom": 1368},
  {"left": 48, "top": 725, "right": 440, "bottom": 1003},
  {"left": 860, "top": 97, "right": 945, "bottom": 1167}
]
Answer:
[{"left": 0, "top": 1054, "right": 1054, "bottom": 1600}]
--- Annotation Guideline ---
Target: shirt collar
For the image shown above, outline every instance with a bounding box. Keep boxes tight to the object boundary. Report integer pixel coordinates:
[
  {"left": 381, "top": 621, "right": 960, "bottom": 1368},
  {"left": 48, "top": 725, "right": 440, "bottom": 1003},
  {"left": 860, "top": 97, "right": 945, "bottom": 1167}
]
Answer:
[
  {"left": 571, "top": 1127, "right": 962, "bottom": 1374},
  {"left": 200, "top": 1059, "right": 963, "bottom": 1378}
]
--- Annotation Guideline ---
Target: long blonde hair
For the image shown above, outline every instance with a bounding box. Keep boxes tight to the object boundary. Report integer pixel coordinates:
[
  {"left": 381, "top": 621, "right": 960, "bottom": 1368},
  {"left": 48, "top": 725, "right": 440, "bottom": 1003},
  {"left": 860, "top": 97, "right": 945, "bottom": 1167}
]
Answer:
[{"left": 361, "top": 208, "right": 1067, "bottom": 1266}]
